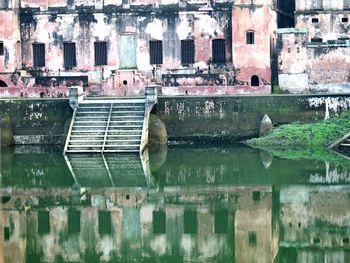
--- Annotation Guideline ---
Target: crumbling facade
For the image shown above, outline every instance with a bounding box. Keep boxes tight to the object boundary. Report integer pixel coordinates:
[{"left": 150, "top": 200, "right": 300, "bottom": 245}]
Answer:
[
  {"left": 0, "top": 0, "right": 289, "bottom": 97},
  {"left": 278, "top": 0, "right": 350, "bottom": 93}
]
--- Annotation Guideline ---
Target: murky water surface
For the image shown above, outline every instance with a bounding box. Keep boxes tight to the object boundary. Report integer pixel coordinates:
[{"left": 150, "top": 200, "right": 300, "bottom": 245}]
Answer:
[{"left": 1, "top": 145, "right": 350, "bottom": 262}]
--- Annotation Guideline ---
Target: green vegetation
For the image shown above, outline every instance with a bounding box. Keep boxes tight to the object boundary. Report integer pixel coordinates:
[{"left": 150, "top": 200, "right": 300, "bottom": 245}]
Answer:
[{"left": 248, "top": 111, "right": 350, "bottom": 149}]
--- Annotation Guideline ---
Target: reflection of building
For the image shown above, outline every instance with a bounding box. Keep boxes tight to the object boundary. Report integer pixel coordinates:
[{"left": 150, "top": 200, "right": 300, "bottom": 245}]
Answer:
[
  {"left": 0, "top": 0, "right": 294, "bottom": 97},
  {"left": 278, "top": 1, "right": 350, "bottom": 93},
  {"left": 276, "top": 185, "right": 350, "bottom": 263},
  {"left": 1, "top": 186, "right": 274, "bottom": 262}
]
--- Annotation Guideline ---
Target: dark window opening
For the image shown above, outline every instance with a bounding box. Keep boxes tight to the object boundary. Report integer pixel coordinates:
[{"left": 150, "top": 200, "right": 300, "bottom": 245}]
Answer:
[
  {"left": 343, "top": 237, "right": 349, "bottom": 244},
  {"left": 38, "top": 211, "right": 50, "bottom": 235},
  {"left": 215, "top": 211, "right": 228, "bottom": 234},
  {"left": 342, "top": 17, "right": 349, "bottom": 23},
  {"left": 339, "top": 37, "right": 350, "bottom": 41},
  {"left": 311, "top": 0, "right": 323, "bottom": 10},
  {"left": 181, "top": 40, "right": 195, "bottom": 64},
  {"left": 287, "top": 47, "right": 291, "bottom": 53},
  {"left": 246, "top": 31, "right": 255, "bottom": 45},
  {"left": 94, "top": 42, "right": 107, "bottom": 66},
  {"left": 98, "top": 211, "right": 112, "bottom": 235},
  {"left": 251, "top": 75, "right": 259, "bottom": 86},
  {"left": 0, "top": 41, "right": 3, "bottom": 56},
  {"left": 313, "top": 237, "right": 320, "bottom": 244},
  {"left": 311, "top": 37, "right": 323, "bottom": 43},
  {"left": 297, "top": 47, "right": 300, "bottom": 53},
  {"left": 212, "top": 39, "right": 226, "bottom": 64},
  {"left": 252, "top": 191, "right": 261, "bottom": 202},
  {"left": 153, "top": 210, "right": 166, "bottom": 234},
  {"left": 184, "top": 210, "right": 197, "bottom": 234},
  {"left": 248, "top": 231, "right": 257, "bottom": 246},
  {"left": 4, "top": 227, "right": 10, "bottom": 241},
  {"left": 0, "top": 80, "right": 8, "bottom": 87},
  {"left": 312, "top": 18, "right": 319, "bottom": 23},
  {"left": 33, "top": 43, "right": 45, "bottom": 67},
  {"left": 150, "top": 40, "right": 163, "bottom": 65},
  {"left": 63, "top": 42, "right": 77, "bottom": 69},
  {"left": 68, "top": 209, "right": 80, "bottom": 234}
]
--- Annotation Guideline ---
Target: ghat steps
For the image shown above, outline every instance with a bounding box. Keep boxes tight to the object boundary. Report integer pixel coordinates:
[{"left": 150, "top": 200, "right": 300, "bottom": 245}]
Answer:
[{"left": 64, "top": 98, "right": 146, "bottom": 154}]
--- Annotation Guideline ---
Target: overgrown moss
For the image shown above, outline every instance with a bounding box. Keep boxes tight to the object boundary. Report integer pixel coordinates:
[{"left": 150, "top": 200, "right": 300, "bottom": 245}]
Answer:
[{"left": 247, "top": 111, "right": 350, "bottom": 149}]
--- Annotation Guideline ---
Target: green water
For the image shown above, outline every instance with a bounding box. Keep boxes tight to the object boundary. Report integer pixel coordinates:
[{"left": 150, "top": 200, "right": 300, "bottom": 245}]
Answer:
[{"left": 1, "top": 145, "right": 350, "bottom": 262}]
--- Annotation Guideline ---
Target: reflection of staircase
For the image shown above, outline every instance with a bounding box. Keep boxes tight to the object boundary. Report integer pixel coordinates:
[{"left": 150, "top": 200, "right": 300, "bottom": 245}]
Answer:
[
  {"left": 64, "top": 153, "right": 150, "bottom": 188},
  {"left": 64, "top": 98, "right": 146, "bottom": 154}
]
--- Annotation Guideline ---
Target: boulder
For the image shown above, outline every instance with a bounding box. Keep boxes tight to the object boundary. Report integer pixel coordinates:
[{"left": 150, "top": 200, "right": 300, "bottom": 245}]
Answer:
[
  {"left": 259, "top": 114, "right": 272, "bottom": 137},
  {"left": 1, "top": 114, "right": 14, "bottom": 147},
  {"left": 148, "top": 114, "right": 168, "bottom": 146}
]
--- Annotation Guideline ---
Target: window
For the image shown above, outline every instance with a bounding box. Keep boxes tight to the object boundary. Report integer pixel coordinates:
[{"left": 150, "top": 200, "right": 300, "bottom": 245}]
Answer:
[
  {"left": 311, "top": 0, "right": 322, "bottom": 10},
  {"left": 0, "top": 41, "right": 3, "bottom": 56},
  {"left": 342, "top": 17, "right": 349, "bottom": 23},
  {"left": 63, "top": 42, "right": 77, "bottom": 69},
  {"left": 153, "top": 210, "right": 166, "bottom": 234},
  {"left": 181, "top": 40, "right": 195, "bottom": 64},
  {"left": 98, "top": 211, "right": 112, "bottom": 235},
  {"left": 150, "top": 40, "right": 163, "bottom": 65},
  {"left": 94, "top": 42, "right": 107, "bottom": 66},
  {"left": 38, "top": 211, "right": 50, "bottom": 235},
  {"left": 212, "top": 39, "right": 226, "bottom": 64},
  {"left": 4, "top": 227, "right": 10, "bottom": 241},
  {"left": 311, "top": 37, "right": 323, "bottom": 43},
  {"left": 251, "top": 75, "right": 259, "bottom": 86},
  {"left": 215, "top": 211, "right": 228, "bottom": 234},
  {"left": 68, "top": 209, "right": 80, "bottom": 234},
  {"left": 33, "top": 43, "right": 45, "bottom": 67},
  {"left": 252, "top": 191, "right": 261, "bottom": 202},
  {"left": 248, "top": 231, "right": 257, "bottom": 246},
  {"left": 0, "top": 80, "right": 7, "bottom": 87},
  {"left": 345, "top": 0, "right": 350, "bottom": 9},
  {"left": 184, "top": 210, "right": 197, "bottom": 234},
  {"left": 246, "top": 31, "right": 255, "bottom": 45},
  {"left": 311, "top": 18, "right": 319, "bottom": 23}
]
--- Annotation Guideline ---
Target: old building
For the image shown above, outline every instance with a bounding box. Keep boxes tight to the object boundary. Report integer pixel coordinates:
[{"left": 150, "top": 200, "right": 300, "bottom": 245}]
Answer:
[
  {"left": 278, "top": 0, "right": 350, "bottom": 93},
  {"left": 0, "top": 0, "right": 293, "bottom": 97}
]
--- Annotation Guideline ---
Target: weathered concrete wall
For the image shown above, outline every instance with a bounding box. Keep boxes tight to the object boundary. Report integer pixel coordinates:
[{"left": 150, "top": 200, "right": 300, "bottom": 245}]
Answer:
[
  {"left": 0, "top": 98, "right": 72, "bottom": 144},
  {"left": 153, "top": 94, "right": 350, "bottom": 142},
  {"left": 2, "top": 95, "right": 350, "bottom": 145}
]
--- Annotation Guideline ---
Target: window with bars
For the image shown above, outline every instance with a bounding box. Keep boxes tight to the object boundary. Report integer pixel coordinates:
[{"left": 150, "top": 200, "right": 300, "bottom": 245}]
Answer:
[
  {"left": 94, "top": 42, "right": 107, "bottom": 66},
  {"left": 248, "top": 231, "right": 257, "bottom": 246},
  {"left": 184, "top": 210, "right": 197, "bottom": 234},
  {"left": 98, "top": 211, "right": 112, "bottom": 235},
  {"left": 0, "top": 41, "right": 3, "bottom": 56},
  {"left": 311, "top": 0, "right": 323, "bottom": 9},
  {"left": 246, "top": 31, "right": 255, "bottom": 45},
  {"left": 153, "top": 210, "right": 166, "bottom": 234},
  {"left": 345, "top": 0, "right": 350, "bottom": 9},
  {"left": 68, "top": 209, "right": 81, "bottom": 234},
  {"left": 181, "top": 40, "right": 195, "bottom": 64},
  {"left": 63, "top": 42, "right": 77, "bottom": 69},
  {"left": 212, "top": 39, "right": 226, "bottom": 64},
  {"left": 33, "top": 43, "right": 45, "bottom": 67},
  {"left": 215, "top": 211, "right": 228, "bottom": 234},
  {"left": 150, "top": 40, "right": 163, "bottom": 65},
  {"left": 38, "top": 211, "right": 50, "bottom": 235}
]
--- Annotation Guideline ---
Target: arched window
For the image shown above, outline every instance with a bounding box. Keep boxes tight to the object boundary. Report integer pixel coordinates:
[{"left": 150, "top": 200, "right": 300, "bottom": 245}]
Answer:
[
  {"left": 0, "top": 80, "right": 8, "bottom": 87},
  {"left": 251, "top": 75, "right": 259, "bottom": 86}
]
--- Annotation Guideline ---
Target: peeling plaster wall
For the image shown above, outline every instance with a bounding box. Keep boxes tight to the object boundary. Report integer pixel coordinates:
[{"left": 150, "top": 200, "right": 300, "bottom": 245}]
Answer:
[
  {"left": 232, "top": 1, "right": 276, "bottom": 88},
  {"left": 0, "top": 9, "right": 21, "bottom": 74}
]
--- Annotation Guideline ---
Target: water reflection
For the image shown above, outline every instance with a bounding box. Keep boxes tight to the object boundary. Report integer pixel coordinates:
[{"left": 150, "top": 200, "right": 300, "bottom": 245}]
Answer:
[{"left": 1, "top": 145, "right": 350, "bottom": 262}]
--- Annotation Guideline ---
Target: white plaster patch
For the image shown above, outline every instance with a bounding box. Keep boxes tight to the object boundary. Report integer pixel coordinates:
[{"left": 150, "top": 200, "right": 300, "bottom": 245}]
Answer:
[
  {"left": 150, "top": 235, "right": 167, "bottom": 255},
  {"left": 145, "top": 18, "right": 165, "bottom": 40},
  {"left": 177, "top": 16, "right": 192, "bottom": 40},
  {"left": 93, "top": 14, "right": 112, "bottom": 40},
  {"left": 308, "top": 97, "right": 350, "bottom": 119}
]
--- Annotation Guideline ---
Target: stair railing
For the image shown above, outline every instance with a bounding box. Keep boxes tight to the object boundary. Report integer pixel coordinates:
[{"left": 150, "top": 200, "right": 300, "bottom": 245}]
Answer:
[
  {"left": 63, "top": 108, "right": 78, "bottom": 154},
  {"left": 102, "top": 103, "right": 113, "bottom": 153}
]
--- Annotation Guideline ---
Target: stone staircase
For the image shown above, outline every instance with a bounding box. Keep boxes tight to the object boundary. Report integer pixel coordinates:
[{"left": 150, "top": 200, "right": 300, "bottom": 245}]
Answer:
[
  {"left": 329, "top": 133, "right": 350, "bottom": 157},
  {"left": 64, "top": 98, "right": 146, "bottom": 154}
]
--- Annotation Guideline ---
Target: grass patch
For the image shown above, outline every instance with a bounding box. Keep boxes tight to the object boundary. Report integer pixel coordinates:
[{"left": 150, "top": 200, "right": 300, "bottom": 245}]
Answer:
[{"left": 247, "top": 111, "right": 350, "bottom": 149}]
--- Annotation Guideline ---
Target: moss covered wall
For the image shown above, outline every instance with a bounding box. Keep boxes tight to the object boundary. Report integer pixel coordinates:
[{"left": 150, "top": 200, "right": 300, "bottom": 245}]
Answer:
[
  {"left": 154, "top": 95, "right": 350, "bottom": 143},
  {"left": 0, "top": 99, "right": 72, "bottom": 144},
  {"left": 1, "top": 95, "right": 349, "bottom": 145}
]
